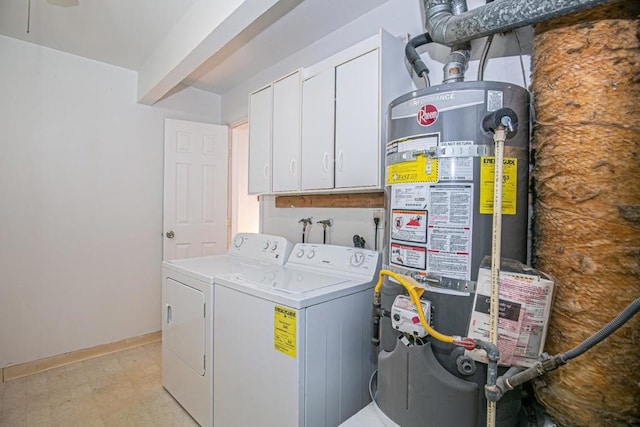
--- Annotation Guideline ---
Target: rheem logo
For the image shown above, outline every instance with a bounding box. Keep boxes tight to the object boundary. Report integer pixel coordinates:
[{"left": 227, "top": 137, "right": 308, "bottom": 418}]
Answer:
[{"left": 417, "top": 104, "right": 438, "bottom": 126}]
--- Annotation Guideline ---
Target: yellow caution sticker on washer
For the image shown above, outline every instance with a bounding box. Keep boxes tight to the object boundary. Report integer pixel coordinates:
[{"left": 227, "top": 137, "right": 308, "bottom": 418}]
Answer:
[
  {"left": 479, "top": 157, "right": 517, "bottom": 215},
  {"left": 274, "top": 305, "right": 296, "bottom": 358},
  {"left": 386, "top": 156, "right": 438, "bottom": 185}
]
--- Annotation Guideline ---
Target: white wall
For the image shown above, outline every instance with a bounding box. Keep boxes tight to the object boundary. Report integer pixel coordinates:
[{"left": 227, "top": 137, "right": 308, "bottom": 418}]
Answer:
[
  {"left": 260, "top": 197, "right": 385, "bottom": 250},
  {"left": 0, "top": 35, "right": 221, "bottom": 368}
]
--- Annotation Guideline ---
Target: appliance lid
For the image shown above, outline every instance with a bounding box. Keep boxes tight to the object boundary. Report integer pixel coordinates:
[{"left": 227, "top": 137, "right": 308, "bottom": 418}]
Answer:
[
  {"left": 238, "top": 267, "right": 350, "bottom": 294},
  {"left": 162, "top": 255, "right": 278, "bottom": 284},
  {"left": 215, "top": 265, "right": 377, "bottom": 309}
]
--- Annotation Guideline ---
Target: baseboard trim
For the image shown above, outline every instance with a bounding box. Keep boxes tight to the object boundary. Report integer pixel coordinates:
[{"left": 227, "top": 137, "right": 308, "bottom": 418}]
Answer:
[{"left": 1, "top": 331, "right": 161, "bottom": 383}]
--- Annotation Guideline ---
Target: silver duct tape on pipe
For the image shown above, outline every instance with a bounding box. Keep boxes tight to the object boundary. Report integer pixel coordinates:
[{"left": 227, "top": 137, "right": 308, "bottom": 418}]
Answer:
[
  {"left": 424, "top": 0, "right": 618, "bottom": 46},
  {"left": 442, "top": 0, "right": 471, "bottom": 83}
]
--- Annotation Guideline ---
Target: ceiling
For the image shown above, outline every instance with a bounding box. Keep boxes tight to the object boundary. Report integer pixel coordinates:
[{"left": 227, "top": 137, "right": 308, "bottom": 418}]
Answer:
[
  {"left": 0, "top": 0, "right": 198, "bottom": 71},
  {"left": 0, "top": 0, "right": 391, "bottom": 96}
]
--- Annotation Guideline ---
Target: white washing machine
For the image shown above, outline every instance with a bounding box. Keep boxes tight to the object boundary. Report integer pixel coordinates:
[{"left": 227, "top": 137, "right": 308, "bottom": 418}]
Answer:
[
  {"left": 213, "top": 243, "right": 381, "bottom": 427},
  {"left": 162, "top": 233, "right": 293, "bottom": 427}
]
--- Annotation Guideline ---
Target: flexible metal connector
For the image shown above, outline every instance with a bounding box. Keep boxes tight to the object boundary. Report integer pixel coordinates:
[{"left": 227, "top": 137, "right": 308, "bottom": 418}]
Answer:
[{"left": 424, "top": 0, "right": 617, "bottom": 46}]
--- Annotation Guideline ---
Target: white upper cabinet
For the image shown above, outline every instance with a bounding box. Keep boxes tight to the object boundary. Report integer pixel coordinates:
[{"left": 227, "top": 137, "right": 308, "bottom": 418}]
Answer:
[
  {"left": 272, "top": 71, "right": 301, "bottom": 193},
  {"left": 300, "top": 68, "right": 335, "bottom": 191},
  {"left": 248, "top": 86, "right": 271, "bottom": 195},
  {"left": 248, "top": 29, "right": 413, "bottom": 195},
  {"left": 334, "top": 50, "right": 379, "bottom": 189}
]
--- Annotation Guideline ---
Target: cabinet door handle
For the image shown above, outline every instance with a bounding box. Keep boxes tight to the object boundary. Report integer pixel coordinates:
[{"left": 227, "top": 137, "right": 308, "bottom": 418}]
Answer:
[
  {"left": 166, "top": 304, "right": 172, "bottom": 324},
  {"left": 289, "top": 158, "right": 296, "bottom": 176},
  {"left": 337, "top": 150, "right": 344, "bottom": 172},
  {"left": 263, "top": 164, "right": 269, "bottom": 181},
  {"left": 322, "top": 152, "right": 330, "bottom": 173}
]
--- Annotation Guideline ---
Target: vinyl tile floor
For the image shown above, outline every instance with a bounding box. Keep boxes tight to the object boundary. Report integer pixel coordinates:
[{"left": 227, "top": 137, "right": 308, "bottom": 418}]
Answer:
[{"left": 0, "top": 342, "right": 198, "bottom": 427}]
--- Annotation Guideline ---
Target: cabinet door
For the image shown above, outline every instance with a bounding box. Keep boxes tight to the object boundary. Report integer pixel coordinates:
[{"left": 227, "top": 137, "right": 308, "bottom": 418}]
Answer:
[
  {"left": 248, "top": 86, "right": 272, "bottom": 194},
  {"left": 272, "top": 72, "right": 300, "bottom": 192},
  {"left": 335, "top": 50, "right": 379, "bottom": 189},
  {"left": 301, "top": 69, "right": 335, "bottom": 191}
]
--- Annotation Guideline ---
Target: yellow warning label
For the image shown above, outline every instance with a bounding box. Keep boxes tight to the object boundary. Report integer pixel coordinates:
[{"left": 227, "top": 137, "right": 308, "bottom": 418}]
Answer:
[
  {"left": 386, "top": 156, "right": 438, "bottom": 185},
  {"left": 274, "top": 305, "right": 296, "bottom": 358},
  {"left": 479, "top": 157, "right": 517, "bottom": 215}
]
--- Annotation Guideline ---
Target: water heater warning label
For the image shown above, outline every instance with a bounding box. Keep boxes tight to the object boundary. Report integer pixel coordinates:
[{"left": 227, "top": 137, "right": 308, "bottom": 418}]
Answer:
[
  {"left": 386, "top": 156, "right": 438, "bottom": 184},
  {"left": 274, "top": 306, "right": 296, "bottom": 358}
]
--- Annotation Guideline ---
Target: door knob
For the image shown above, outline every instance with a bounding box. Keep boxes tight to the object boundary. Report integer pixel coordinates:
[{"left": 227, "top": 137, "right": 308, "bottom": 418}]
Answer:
[{"left": 166, "top": 231, "right": 175, "bottom": 239}]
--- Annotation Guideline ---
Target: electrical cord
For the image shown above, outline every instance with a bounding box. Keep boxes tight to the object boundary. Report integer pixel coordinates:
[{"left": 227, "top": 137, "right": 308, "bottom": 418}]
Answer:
[
  {"left": 478, "top": 34, "right": 494, "bottom": 81},
  {"left": 374, "top": 217, "right": 380, "bottom": 251}
]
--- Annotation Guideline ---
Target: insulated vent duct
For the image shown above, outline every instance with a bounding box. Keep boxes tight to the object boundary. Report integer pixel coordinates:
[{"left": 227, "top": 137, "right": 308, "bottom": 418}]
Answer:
[
  {"left": 423, "top": 0, "right": 620, "bottom": 46},
  {"left": 531, "top": 2, "right": 640, "bottom": 426}
]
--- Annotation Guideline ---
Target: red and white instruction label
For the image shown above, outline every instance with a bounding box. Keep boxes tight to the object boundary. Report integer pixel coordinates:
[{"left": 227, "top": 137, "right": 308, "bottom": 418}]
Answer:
[
  {"left": 391, "top": 210, "right": 428, "bottom": 243},
  {"left": 390, "top": 243, "right": 427, "bottom": 270}
]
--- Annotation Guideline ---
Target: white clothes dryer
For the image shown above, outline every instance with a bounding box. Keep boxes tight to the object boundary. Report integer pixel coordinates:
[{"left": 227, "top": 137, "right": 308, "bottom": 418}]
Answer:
[
  {"left": 213, "top": 243, "right": 381, "bottom": 427},
  {"left": 161, "top": 233, "right": 293, "bottom": 427}
]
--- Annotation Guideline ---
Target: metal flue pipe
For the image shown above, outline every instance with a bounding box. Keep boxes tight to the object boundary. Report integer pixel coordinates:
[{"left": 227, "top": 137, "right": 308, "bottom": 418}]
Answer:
[
  {"left": 442, "top": 0, "right": 471, "bottom": 83},
  {"left": 423, "top": 0, "right": 619, "bottom": 46}
]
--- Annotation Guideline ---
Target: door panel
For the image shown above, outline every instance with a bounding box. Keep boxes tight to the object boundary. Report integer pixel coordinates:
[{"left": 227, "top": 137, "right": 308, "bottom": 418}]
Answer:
[
  {"left": 165, "top": 278, "right": 206, "bottom": 376},
  {"left": 272, "top": 72, "right": 300, "bottom": 192},
  {"left": 301, "top": 69, "right": 335, "bottom": 191},
  {"left": 248, "top": 87, "right": 272, "bottom": 194},
  {"left": 335, "top": 50, "right": 379, "bottom": 188},
  {"left": 164, "top": 119, "right": 229, "bottom": 260}
]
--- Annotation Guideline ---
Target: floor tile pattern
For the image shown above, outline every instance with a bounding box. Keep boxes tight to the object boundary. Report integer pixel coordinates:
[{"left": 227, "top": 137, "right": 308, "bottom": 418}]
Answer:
[{"left": 0, "top": 342, "right": 198, "bottom": 427}]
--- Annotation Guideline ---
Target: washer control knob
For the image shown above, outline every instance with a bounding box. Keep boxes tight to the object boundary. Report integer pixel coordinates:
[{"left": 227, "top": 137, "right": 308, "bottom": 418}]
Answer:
[
  {"left": 350, "top": 252, "right": 364, "bottom": 267},
  {"left": 232, "top": 236, "right": 243, "bottom": 248},
  {"left": 270, "top": 242, "right": 278, "bottom": 251},
  {"left": 296, "top": 249, "right": 305, "bottom": 258},
  {"left": 263, "top": 241, "right": 270, "bottom": 250},
  {"left": 306, "top": 250, "right": 316, "bottom": 259}
]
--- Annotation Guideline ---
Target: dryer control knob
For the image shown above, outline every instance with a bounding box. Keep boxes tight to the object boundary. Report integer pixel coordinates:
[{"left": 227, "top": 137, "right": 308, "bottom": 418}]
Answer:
[
  {"left": 233, "top": 237, "right": 244, "bottom": 248},
  {"left": 270, "top": 242, "right": 278, "bottom": 251},
  {"left": 296, "top": 249, "right": 305, "bottom": 258},
  {"left": 263, "top": 241, "right": 270, "bottom": 250}
]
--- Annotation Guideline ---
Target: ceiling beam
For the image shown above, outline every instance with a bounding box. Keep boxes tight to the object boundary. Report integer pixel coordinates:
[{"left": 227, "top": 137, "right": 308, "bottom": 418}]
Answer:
[{"left": 137, "top": 0, "right": 301, "bottom": 105}]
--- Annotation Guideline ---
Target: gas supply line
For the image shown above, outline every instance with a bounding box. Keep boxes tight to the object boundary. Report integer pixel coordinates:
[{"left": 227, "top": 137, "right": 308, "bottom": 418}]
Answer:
[{"left": 371, "top": 269, "right": 494, "bottom": 352}]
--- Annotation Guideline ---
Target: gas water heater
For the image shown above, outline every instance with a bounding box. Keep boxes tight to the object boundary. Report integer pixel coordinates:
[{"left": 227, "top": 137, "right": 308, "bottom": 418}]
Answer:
[{"left": 376, "top": 81, "right": 530, "bottom": 427}]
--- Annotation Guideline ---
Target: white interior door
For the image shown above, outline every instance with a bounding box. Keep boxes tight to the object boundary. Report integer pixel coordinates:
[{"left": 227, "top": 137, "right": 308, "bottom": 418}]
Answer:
[{"left": 164, "top": 119, "right": 229, "bottom": 260}]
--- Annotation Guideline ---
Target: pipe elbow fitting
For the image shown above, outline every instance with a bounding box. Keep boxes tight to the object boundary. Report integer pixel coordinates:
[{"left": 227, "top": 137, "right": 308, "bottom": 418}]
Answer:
[
  {"left": 478, "top": 340, "right": 500, "bottom": 363},
  {"left": 424, "top": 4, "right": 453, "bottom": 46}
]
